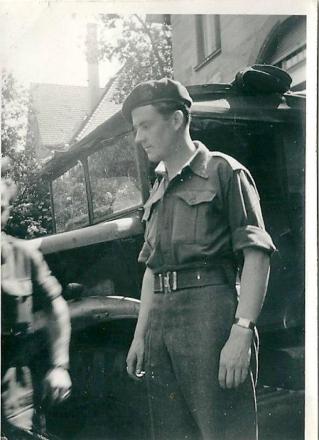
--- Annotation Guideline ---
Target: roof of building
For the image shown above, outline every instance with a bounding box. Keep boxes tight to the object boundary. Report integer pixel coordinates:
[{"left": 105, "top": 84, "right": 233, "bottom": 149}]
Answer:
[
  {"left": 30, "top": 76, "right": 121, "bottom": 152},
  {"left": 30, "top": 83, "right": 98, "bottom": 149},
  {"left": 74, "top": 76, "right": 121, "bottom": 142}
]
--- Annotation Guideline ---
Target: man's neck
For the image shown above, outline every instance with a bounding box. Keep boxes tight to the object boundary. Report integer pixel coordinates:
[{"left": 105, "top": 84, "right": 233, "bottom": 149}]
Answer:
[{"left": 164, "top": 135, "right": 196, "bottom": 180}]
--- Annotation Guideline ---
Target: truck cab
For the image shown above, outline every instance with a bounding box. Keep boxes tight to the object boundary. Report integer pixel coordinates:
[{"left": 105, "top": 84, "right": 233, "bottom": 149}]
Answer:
[{"left": 33, "top": 68, "right": 305, "bottom": 439}]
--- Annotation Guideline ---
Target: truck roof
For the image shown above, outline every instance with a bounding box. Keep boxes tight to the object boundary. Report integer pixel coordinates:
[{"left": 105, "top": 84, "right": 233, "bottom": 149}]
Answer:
[{"left": 40, "top": 84, "right": 305, "bottom": 179}]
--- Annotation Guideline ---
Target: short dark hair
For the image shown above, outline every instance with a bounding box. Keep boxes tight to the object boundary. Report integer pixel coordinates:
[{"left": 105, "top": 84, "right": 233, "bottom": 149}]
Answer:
[{"left": 152, "top": 101, "right": 191, "bottom": 126}]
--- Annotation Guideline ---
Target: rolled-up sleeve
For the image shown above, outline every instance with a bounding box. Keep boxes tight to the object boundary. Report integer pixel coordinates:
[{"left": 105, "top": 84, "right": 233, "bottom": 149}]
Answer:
[
  {"left": 138, "top": 240, "right": 152, "bottom": 264},
  {"left": 227, "top": 169, "right": 276, "bottom": 254}
]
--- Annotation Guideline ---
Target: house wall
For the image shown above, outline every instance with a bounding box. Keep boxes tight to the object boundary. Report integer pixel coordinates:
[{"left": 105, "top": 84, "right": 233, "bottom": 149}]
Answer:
[{"left": 171, "top": 15, "right": 299, "bottom": 85}]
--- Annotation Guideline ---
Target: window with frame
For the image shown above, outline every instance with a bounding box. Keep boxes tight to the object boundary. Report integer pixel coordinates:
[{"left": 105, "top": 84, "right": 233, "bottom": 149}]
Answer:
[
  {"left": 195, "top": 15, "right": 221, "bottom": 70},
  {"left": 52, "top": 161, "right": 89, "bottom": 233},
  {"left": 88, "top": 133, "right": 142, "bottom": 222}
]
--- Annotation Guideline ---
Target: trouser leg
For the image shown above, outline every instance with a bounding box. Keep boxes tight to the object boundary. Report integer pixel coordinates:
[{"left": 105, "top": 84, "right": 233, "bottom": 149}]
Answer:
[
  {"left": 145, "top": 304, "right": 201, "bottom": 440},
  {"left": 1, "top": 337, "right": 34, "bottom": 433},
  {"left": 147, "top": 285, "right": 257, "bottom": 440},
  {"left": 165, "top": 286, "right": 257, "bottom": 440}
]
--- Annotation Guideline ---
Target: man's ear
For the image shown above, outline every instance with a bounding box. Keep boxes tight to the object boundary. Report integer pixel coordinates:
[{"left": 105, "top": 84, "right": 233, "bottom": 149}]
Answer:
[{"left": 172, "top": 110, "right": 184, "bottom": 130}]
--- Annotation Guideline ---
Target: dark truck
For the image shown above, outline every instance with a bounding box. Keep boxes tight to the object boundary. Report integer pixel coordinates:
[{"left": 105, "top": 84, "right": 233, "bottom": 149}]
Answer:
[{"left": 31, "top": 67, "right": 305, "bottom": 439}]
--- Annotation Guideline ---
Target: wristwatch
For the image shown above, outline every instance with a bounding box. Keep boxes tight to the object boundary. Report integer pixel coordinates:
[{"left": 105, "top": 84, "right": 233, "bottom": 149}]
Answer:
[
  {"left": 234, "top": 317, "right": 255, "bottom": 331},
  {"left": 51, "top": 363, "right": 69, "bottom": 371}
]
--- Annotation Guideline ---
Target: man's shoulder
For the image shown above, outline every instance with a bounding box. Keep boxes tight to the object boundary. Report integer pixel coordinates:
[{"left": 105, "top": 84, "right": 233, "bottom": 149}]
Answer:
[
  {"left": 208, "top": 151, "right": 247, "bottom": 173},
  {"left": 5, "top": 234, "right": 42, "bottom": 260}
]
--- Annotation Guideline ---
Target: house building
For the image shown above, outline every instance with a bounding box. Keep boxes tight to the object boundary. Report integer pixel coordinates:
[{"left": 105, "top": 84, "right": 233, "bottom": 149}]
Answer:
[
  {"left": 29, "top": 23, "right": 121, "bottom": 160},
  {"left": 150, "top": 14, "right": 306, "bottom": 90},
  {"left": 31, "top": 15, "right": 306, "bottom": 159}
]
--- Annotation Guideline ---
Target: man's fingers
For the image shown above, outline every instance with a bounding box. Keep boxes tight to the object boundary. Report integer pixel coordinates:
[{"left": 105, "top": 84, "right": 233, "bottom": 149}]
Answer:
[
  {"left": 135, "top": 353, "right": 144, "bottom": 374},
  {"left": 225, "top": 367, "right": 235, "bottom": 389},
  {"left": 240, "top": 366, "right": 249, "bottom": 384},
  {"left": 234, "top": 368, "right": 242, "bottom": 388},
  {"left": 222, "top": 366, "right": 249, "bottom": 389},
  {"left": 218, "top": 364, "right": 227, "bottom": 389},
  {"left": 126, "top": 354, "right": 139, "bottom": 381},
  {"left": 126, "top": 340, "right": 145, "bottom": 381},
  {"left": 126, "top": 361, "right": 137, "bottom": 380},
  {"left": 50, "top": 387, "right": 60, "bottom": 403}
]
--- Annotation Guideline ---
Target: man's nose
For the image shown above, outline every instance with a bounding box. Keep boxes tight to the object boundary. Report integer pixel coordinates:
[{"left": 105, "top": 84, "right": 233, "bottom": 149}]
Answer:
[{"left": 134, "top": 129, "right": 144, "bottom": 145}]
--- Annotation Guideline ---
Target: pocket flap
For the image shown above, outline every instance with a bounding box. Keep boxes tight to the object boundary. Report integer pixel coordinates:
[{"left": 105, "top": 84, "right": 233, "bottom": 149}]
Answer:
[{"left": 177, "top": 190, "right": 216, "bottom": 206}]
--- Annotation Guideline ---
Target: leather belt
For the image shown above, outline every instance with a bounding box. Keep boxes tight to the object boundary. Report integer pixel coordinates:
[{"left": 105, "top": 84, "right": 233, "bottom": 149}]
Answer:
[{"left": 154, "top": 266, "right": 229, "bottom": 294}]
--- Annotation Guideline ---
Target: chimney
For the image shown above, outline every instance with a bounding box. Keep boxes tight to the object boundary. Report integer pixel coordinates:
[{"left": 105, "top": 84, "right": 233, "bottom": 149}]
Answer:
[{"left": 86, "top": 23, "right": 100, "bottom": 112}]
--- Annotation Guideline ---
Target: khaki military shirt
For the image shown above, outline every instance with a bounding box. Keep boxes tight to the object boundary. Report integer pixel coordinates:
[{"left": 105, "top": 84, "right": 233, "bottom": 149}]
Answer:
[
  {"left": 2, "top": 233, "right": 62, "bottom": 334},
  {"left": 138, "top": 141, "right": 276, "bottom": 274}
]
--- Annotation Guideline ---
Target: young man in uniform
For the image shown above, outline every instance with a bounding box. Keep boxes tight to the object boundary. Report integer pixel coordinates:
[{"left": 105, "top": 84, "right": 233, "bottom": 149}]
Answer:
[
  {"left": 123, "top": 79, "right": 276, "bottom": 440},
  {"left": 1, "top": 163, "right": 72, "bottom": 438}
]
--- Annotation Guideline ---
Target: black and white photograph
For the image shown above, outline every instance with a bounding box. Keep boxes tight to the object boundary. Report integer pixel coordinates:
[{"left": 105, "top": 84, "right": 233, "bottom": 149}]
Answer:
[{"left": 1, "top": 1, "right": 317, "bottom": 440}]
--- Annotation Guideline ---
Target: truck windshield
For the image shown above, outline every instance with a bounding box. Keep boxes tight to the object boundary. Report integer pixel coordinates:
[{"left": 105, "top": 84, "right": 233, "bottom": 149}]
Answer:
[
  {"left": 51, "top": 132, "right": 143, "bottom": 233},
  {"left": 52, "top": 161, "right": 89, "bottom": 233},
  {"left": 88, "top": 133, "right": 142, "bottom": 222}
]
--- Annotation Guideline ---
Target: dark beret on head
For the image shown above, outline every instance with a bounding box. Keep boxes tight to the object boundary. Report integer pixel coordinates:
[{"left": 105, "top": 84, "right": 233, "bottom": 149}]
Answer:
[{"left": 122, "top": 78, "right": 193, "bottom": 123}]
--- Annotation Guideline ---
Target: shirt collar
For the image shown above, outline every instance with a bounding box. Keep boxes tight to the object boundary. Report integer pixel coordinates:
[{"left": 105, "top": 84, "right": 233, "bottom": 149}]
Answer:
[{"left": 155, "top": 141, "right": 210, "bottom": 179}]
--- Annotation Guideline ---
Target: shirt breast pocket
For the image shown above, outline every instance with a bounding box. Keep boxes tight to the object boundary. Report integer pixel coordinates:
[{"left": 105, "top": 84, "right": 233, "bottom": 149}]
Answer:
[{"left": 173, "top": 190, "right": 217, "bottom": 244}]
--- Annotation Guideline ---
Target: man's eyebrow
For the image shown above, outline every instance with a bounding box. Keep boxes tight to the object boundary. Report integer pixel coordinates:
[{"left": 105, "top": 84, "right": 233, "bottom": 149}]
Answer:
[{"left": 132, "top": 120, "right": 149, "bottom": 130}]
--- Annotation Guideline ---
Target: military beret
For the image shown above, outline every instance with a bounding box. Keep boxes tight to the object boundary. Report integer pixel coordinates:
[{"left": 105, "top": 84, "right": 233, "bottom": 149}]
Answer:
[{"left": 122, "top": 78, "right": 193, "bottom": 122}]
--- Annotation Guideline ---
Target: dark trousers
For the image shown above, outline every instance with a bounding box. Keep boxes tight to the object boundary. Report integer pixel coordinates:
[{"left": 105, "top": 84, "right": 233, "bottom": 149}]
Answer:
[
  {"left": 145, "top": 283, "right": 257, "bottom": 440},
  {"left": 1, "top": 335, "right": 47, "bottom": 437}
]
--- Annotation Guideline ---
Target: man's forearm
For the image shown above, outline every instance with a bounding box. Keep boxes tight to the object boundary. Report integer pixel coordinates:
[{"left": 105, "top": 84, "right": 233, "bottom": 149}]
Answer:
[
  {"left": 218, "top": 248, "right": 271, "bottom": 388},
  {"left": 46, "top": 296, "right": 71, "bottom": 368},
  {"left": 235, "top": 248, "right": 270, "bottom": 323},
  {"left": 134, "top": 267, "right": 155, "bottom": 340}
]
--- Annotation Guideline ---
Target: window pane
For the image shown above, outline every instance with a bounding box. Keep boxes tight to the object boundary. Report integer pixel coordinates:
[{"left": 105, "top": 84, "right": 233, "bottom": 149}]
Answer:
[
  {"left": 88, "top": 133, "right": 142, "bottom": 221},
  {"left": 196, "top": 15, "right": 221, "bottom": 64},
  {"left": 52, "top": 162, "right": 89, "bottom": 232},
  {"left": 202, "top": 16, "right": 217, "bottom": 56}
]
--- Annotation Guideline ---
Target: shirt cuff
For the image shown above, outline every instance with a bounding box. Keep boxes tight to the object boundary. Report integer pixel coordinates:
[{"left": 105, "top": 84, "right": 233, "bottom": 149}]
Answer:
[
  {"left": 232, "top": 225, "right": 277, "bottom": 254},
  {"left": 39, "top": 276, "right": 62, "bottom": 300},
  {"left": 138, "top": 241, "right": 152, "bottom": 264}
]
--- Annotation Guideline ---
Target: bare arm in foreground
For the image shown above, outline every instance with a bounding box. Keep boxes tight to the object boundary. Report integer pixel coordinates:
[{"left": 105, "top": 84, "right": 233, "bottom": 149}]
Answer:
[
  {"left": 218, "top": 248, "right": 270, "bottom": 389},
  {"left": 126, "top": 267, "right": 155, "bottom": 380},
  {"left": 43, "top": 296, "right": 72, "bottom": 403}
]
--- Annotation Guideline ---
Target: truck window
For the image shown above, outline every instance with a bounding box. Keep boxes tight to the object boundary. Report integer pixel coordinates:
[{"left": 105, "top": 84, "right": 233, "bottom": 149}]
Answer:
[
  {"left": 52, "top": 161, "right": 89, "bottom": 232},
  {"left": 88, "top": 133, "right": 142, "bottom": 222}
]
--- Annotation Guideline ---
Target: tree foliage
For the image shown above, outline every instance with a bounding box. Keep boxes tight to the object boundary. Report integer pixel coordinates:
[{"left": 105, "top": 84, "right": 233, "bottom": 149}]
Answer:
[
  {"left": 98, "top": 14, "right": 173, "bottom": 103},
  {"left": 1, "top": 70, "right": 52, "bottom": 238}
]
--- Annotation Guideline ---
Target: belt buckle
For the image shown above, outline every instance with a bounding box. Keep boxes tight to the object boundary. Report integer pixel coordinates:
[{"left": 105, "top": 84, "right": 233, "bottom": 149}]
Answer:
[
  {"left": 163, "top": 271, "right": 177, "bottom": 293},
  {"left": 158, "top": 274, "right": 163, "bottom": 292}
]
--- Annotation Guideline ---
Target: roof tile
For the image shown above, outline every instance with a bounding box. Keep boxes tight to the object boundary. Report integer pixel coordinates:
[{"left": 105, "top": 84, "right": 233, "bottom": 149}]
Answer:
[{"left": 30, "top": 83, "right": 102, "bottom": 147}]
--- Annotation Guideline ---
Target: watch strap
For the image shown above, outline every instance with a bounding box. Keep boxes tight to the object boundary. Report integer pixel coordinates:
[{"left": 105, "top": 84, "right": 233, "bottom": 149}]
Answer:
[
  {"left": 51, "top": 363, "right": 69, "bottom": 371},
  {"left": 234, "top": 317, "right": 255, "bottom": 330}
]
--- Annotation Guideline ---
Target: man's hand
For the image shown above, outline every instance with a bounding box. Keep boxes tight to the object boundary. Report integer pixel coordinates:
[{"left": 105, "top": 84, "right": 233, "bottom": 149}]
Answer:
[
  {"left": 42, "top": 367, "right": 72, "bottom": 404},
  {"left": 218, "top": 325, "right": 253, "bottom": 389},
  {"left": 126, "top": 337, "right": 145, "bottom": 381}
]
